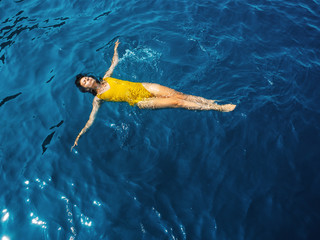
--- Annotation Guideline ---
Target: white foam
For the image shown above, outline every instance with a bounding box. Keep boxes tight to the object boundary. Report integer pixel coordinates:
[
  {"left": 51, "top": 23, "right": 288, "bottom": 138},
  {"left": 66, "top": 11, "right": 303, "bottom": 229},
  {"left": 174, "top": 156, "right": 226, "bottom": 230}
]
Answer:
[
  {"left": 1, "top": 209, "right": 9, "bottom": 222},
  {"left": 120, "top": 47, "right": 161, "bottom": 63}
]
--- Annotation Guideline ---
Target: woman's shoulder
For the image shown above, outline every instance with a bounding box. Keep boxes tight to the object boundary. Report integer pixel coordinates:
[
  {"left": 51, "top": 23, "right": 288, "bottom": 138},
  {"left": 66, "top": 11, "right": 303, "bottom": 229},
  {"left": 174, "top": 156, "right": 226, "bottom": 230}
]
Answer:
[{"left": 103, "top": 76, "right": 118, "bottom": 82}]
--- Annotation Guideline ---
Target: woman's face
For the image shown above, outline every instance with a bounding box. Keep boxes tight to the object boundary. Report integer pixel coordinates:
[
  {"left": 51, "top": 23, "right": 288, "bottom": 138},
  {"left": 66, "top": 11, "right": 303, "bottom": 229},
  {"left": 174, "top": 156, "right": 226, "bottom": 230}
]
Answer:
[{"left": 80, "top": 76, "right": 96, "bottom": 89}]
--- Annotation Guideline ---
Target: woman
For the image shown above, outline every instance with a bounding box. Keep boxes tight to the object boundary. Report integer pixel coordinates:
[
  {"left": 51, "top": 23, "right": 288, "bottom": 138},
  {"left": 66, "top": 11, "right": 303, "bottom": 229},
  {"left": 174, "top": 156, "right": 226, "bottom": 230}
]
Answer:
[{"left": 72, "top": 40, "right": 236, "bottom": 150}]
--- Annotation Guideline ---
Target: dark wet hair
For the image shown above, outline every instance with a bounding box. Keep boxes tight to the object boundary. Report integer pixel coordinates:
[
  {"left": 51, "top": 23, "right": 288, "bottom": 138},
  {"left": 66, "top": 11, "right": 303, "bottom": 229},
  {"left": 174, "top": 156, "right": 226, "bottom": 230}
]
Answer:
[{"left": 75, "top": 74, "right": 101, "bottom": 96}]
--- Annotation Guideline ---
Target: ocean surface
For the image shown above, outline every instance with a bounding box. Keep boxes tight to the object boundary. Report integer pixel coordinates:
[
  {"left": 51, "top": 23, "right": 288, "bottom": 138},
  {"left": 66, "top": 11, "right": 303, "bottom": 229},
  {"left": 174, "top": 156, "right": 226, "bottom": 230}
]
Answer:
[{"left": 1, "top": 0, "right": 320, "bottom": 239}]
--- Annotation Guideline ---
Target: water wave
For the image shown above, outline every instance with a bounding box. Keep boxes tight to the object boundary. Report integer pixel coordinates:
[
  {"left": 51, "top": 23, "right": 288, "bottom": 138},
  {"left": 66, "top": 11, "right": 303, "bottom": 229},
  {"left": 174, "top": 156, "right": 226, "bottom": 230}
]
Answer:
[{"left": 1, "top": 0, "right": 320, "bottom": 239}]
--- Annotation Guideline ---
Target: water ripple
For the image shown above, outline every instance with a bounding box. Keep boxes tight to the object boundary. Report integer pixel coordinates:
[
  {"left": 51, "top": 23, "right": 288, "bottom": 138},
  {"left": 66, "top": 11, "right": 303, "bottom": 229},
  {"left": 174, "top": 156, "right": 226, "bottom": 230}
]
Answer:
[{"left": 0, "top": 0, "right": 320, "bottom": 239}]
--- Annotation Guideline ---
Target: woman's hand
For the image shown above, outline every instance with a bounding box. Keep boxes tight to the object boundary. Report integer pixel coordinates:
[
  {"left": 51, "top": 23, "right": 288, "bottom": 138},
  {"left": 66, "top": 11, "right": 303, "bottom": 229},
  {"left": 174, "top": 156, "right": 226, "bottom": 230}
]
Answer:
[
  {"left": 71, "top": 138, "right": 78, "bottom": 152},
  {"left": 114, "top": 39, "right": 120, "bottom": 50},
  {"left": 71, "top": 135, "right": 80, "bottom": 151}
]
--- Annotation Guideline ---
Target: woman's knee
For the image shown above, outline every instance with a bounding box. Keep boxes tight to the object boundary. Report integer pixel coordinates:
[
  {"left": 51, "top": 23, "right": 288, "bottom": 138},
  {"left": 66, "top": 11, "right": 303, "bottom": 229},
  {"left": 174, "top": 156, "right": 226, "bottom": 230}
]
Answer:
[
  {"left": 136, "top": 98, "right": 180, "bottom": 109},
  {"left": 171, "top": 98, "right": 181, "bottom": 107},
  {"left": 172, "top": 98, "right": 191, "bottom": 108}
]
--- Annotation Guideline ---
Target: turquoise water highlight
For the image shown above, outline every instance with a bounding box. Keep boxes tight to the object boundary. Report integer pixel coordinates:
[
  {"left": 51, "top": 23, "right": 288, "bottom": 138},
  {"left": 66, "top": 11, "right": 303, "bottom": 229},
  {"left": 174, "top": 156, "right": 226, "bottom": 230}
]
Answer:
[{"left": 1, "top": 0, "right": 320, "bottom": 239}]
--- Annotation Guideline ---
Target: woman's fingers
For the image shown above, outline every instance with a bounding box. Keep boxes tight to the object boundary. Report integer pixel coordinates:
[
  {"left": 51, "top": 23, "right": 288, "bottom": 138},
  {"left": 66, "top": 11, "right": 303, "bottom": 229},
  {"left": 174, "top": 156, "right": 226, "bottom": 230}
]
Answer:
[
  {"left": 70, "top": 141, "right": 78, "bottom": 152},
  {"left": 114, "top": 39, "right": 120, "bottom": 48}
]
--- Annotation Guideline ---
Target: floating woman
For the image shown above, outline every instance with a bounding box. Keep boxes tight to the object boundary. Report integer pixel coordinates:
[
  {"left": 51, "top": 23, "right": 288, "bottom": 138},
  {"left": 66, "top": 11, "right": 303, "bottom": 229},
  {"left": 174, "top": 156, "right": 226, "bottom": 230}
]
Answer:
[{"left": 72, "top": 40, "right": 236, "bottom": 150}]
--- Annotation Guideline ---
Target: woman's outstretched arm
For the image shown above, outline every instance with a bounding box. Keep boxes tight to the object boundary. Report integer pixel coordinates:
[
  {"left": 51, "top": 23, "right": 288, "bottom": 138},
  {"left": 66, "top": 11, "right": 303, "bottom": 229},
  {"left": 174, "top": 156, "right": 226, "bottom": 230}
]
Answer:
[
  {"left": 71, "top": 97, "right": 102, "bottom": 151},
  {"left": 103, "top": 39, "right": 120, "bottom": 79}
]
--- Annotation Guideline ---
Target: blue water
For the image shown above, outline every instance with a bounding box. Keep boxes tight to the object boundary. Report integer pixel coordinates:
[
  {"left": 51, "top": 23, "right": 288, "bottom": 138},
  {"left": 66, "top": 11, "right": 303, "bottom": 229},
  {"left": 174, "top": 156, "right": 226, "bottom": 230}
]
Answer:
[{"left": 1, "top": 0, "right": 320, "bottom": 239}]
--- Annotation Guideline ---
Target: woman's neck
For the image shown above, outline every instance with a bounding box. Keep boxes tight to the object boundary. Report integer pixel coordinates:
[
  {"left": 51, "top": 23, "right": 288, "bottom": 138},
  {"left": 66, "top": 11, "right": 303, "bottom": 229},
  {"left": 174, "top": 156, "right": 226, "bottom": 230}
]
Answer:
[{"left": 96, "top": 81, "right": 110, "bottom": 95}]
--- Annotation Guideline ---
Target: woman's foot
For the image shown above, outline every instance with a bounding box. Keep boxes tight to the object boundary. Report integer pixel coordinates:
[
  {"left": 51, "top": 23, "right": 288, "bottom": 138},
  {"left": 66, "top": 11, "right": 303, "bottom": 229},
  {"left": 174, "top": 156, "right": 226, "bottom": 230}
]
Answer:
[{"left": 218, "top": 104, "right": 236, "bottom": 112}]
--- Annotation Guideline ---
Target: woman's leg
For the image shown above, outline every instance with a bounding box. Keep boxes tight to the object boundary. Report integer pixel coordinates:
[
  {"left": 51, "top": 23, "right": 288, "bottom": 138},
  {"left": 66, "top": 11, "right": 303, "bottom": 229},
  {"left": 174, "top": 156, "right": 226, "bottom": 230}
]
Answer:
[
  {"left": 142, "top": 83, "right": 183, "bottom": 98},
  {"left": 137, "top": 97, "right": 235, "bottom": 111},
  {"left": 143, "top": 83, "right": 219, "bottom": 103},
  {"left": 137, "top": 97, "right": 209, "bottom": 110},
  {"left": 142, "top": 83, "right": 236, "bottom": 111}
]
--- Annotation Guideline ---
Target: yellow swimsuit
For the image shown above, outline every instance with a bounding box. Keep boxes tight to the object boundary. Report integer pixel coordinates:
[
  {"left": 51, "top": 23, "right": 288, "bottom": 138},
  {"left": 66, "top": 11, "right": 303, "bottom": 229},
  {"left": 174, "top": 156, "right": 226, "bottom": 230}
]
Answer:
[{"left": 96, "top": 77, "right": 153, "bottom": 106}]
